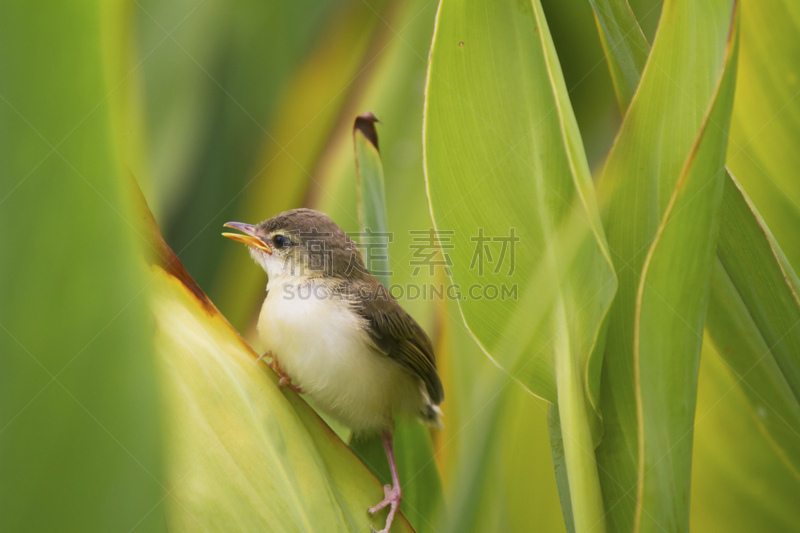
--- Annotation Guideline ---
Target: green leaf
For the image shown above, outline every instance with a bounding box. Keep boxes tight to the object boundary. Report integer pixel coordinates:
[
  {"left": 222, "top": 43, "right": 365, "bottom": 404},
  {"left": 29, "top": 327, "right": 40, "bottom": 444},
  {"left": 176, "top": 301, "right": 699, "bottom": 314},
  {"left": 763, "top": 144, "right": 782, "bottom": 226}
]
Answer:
[
  {"left": 726, "top": 0, "right": 800, "bottom": 270},
  {"left": 590, "top": 0, "right": 800, "bottom": 528},
  {"left": 704, "top": 177, "right": 800, "bottom": 472},
  {"left": 592, "top": 0, "right": 738, "bottom": 531},
  {"left": 424, "top": 0, "right": 617, "bottom": 530},
  {"left": 149, "top": 245, "right": 414, "bottom": 532},
  {"left": 0, "top": 2, "right": 165, "bottom": 530},
  {"left": 350, "top": 112, "right": 444, "bottom": 533},
  {"left": 691, "top": 342, "right": 800, "bottom": 533},
  {"left": 633, "top": 24, "right": 738, "bottom": 533},
  {"left": 354, "top": 112, "right": 391, "bottom": 287},
  {"left": 588, "top": 0, "right": 650, "bottom": 110}
]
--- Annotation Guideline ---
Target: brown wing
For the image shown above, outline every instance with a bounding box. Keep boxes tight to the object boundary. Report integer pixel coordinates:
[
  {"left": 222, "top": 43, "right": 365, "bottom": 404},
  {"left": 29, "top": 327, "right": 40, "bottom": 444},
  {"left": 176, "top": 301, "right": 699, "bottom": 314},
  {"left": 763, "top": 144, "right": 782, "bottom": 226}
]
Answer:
[{"left": 340, "top": 277, "right": 444, "bottom": 405}]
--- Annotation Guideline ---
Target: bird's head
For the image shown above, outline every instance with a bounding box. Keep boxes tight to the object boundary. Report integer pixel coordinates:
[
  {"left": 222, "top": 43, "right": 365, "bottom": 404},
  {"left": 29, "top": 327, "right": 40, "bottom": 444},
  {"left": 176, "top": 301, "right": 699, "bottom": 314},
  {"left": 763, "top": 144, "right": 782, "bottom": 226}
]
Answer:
[{"left": 222, "top": 208, "right": 365, "bottom": 282}]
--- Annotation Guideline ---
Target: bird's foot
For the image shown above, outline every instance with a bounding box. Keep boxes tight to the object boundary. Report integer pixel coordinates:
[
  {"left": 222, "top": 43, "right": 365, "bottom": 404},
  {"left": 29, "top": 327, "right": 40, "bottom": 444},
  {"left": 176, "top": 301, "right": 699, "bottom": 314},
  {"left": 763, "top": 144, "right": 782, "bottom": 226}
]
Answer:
[
  {"left": 256, "top": 350, "right": 272, "bottom": 364},
  {"left": 368, "top": 483, "right": 401, "bottom": 533},
  {"left": 266, "top": 356, "right": 303, "bottom": 393},
  {"left": 278, "top": 375, "right": 303, "bottom": 394}
]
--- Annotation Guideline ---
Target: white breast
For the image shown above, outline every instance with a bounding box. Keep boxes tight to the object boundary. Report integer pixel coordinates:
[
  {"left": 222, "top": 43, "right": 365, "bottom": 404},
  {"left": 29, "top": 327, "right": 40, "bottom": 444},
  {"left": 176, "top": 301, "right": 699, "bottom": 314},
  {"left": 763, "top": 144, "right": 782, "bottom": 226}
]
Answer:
[{"left": 257, "top": 278, "right": 421, "bottom": 434}]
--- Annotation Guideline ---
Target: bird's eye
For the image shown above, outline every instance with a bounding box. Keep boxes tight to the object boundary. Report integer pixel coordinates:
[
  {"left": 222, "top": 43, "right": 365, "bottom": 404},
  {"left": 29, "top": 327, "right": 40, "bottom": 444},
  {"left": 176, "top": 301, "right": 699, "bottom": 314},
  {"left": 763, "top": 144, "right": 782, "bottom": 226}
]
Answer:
[{"left": 273, "top": 234, "right": 291, "bottom": 249}]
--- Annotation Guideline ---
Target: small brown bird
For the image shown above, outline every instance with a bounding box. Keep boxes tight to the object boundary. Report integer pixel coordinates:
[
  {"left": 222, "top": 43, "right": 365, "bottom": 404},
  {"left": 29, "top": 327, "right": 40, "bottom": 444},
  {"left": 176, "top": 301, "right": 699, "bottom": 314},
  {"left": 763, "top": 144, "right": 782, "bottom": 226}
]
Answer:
[{"left": 222, "top": 208, "right": 443, "bottom": 533}]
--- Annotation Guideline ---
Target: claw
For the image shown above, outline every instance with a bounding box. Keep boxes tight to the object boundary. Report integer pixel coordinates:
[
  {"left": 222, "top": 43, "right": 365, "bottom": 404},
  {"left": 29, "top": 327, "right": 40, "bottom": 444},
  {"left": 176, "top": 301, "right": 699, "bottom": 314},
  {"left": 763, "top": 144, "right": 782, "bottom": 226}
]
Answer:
[
  {"left": 368, "top": 432, "right": 402, "bottom": 533},
  {"left": 368, "top": 485, "right": 396, "bottom": 514},
  {"left": 260, "top": 352, "right": 303, "bottom": 393},
  {"left": 278, "top": 376, "right": 303, "bottom": 394}
]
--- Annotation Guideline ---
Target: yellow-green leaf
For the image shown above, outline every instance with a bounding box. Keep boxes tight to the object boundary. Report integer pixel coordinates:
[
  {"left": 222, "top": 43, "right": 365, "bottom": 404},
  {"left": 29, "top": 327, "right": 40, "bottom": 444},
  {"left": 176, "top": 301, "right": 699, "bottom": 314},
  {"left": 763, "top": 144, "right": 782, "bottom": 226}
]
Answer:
[
  {"left": 588, "top": 0, "right": 650, "bottom": 110},
  {"left": 150, "top": 257, "right": 414, "bottom": 532},
  {"left": 632, "top": 21, "right": 738, "bottom": 532},
  {"left": 589, "top": 1, "right": 800, "bottom": 529},
  {"left": 593, "top": 0, "right": 737, "bottom": 530},
  {"left": 691, "top": 341, "right": 800, "bottom": 532},
  {"left": 726, "top": 0, "right": 800, "bottom": 270},
  {"left": 705, "top": 177, "right": 800, "bottom": 472},
  {"left": 424, "top": 0, "right": 617, "bottom": 530}
]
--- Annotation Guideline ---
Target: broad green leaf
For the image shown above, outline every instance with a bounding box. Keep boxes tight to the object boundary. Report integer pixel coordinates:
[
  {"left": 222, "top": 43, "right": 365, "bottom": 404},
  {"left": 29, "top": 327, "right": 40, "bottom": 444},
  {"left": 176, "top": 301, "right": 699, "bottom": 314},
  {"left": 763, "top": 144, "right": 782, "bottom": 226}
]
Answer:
[
  {"left": 691, "top": 342, "right": 800, "bottom": 533},
  {"left": 425, "top": 0, "right": 616, "bottom": 407},
  {"left": 424, "top": 0, "right": 616, "bottom": 530},
  {"left": 590, "top": 0, "right": 800, "bottom": 527},
  {"left": 350, "top": 112, "right": 443, "bottom": 533},
  {"left": 0, "top": 2, "right": 165, "bottom": 530},
  {"left": 726, "top": 0, "right": 800, "bottom": 270},
  {"left": 593, "top": 0, "right": 737, "bottom": 530},
  {"left": 632, "top": 24, "right": 738, "bottom": 532},
  {"left": 704, "top": 177, "right": 800, "bottom": 471},
  {"left": 148, "top": 245, "right": 414, "bottom": 532}
]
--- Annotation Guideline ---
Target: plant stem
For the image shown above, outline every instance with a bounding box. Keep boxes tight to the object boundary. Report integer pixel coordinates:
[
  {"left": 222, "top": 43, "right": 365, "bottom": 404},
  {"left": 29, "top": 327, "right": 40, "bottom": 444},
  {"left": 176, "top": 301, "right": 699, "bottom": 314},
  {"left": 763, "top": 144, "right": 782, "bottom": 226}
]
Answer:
[{"left": 554, "top": 301, "right": 607, "bottom": 533}]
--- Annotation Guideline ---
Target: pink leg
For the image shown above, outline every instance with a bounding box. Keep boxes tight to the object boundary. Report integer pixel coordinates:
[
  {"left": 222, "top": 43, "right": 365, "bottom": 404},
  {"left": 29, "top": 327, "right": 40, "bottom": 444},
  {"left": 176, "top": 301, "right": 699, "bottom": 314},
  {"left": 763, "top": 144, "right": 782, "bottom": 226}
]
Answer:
[{"left": 369, "top": 430, "right": 402, "bottom": 533}]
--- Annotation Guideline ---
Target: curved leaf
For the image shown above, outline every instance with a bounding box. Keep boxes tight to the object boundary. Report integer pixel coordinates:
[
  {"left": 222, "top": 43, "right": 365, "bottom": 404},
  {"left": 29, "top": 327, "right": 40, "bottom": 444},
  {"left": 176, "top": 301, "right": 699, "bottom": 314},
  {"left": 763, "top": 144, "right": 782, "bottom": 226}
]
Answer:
[
  {"left": 632, "top": 21, "right": 738, "bottom": 531},
  {"left": 590, "top": 0, "right": 800, "bottom": 527},
  {"left": 424, "top": 0, "right": 616, "bottom": 530},
  {"left": 593, "top": 0, "right": 737, "bottom": 530},
  {"left": 726, "top": 0, "right": 800, "bottom": 270},
  {"left": 149, "top": 251, "right": 414, "bottom": 532},
  {"left": 691, "top": 342, "right": 800, "bottom": 533},
  {"left": 588, "top": 0, "right": 650, "bottom": 110},
  {"left": 425, "top": 0, "right": 616, "bottom": 406},
  {"left": 705, "top": 177, "right": 800, "bottom": 474}
]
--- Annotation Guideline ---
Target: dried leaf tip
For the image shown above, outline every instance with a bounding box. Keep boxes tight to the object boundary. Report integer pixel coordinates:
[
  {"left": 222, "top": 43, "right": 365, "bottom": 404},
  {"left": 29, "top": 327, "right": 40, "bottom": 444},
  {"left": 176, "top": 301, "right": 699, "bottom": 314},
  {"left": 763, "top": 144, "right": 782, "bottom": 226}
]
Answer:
[{"left": 354, "top": 111, "right": 380, "bottom": 151}]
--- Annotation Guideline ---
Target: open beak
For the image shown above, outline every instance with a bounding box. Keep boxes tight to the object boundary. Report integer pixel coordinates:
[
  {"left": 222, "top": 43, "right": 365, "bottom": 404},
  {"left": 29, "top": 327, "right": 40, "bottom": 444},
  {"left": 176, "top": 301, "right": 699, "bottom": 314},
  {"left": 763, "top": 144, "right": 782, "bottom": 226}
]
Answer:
[{"left": 222, "top": 222, "right": 272, "bottom": 254}]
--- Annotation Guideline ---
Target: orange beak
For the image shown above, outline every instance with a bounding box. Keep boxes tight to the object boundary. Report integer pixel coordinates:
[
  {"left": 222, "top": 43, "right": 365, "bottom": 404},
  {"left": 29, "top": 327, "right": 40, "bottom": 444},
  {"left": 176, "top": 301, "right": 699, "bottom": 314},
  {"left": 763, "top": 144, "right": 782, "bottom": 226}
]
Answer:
[{"left": 222, "top": 222, "right": 272, "bottom": 254}]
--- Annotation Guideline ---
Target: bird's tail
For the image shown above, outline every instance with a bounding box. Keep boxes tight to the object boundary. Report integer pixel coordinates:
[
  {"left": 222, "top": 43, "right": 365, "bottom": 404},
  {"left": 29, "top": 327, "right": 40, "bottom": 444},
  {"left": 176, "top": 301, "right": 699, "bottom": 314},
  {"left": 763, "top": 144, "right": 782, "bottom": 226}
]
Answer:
[
  {"left": 420, "top": 403, "right": 444, "bottom": 430},
  {"left": 419, "top": 384, "right": 443, "bottom": 429}
]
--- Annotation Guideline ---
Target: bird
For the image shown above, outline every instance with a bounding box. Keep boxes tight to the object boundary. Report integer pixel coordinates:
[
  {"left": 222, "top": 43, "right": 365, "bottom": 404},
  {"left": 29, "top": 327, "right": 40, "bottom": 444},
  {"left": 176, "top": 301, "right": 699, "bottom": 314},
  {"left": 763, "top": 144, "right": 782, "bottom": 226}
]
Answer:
[{"left": 222, "top": 208, "right": 444, "bottom": 533}]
